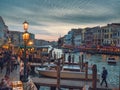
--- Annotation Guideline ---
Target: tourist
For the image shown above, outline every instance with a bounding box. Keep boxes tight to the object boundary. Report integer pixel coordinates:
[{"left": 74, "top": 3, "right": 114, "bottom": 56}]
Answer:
[
  {"left": 11, "top": 54, "right": 17, "bottom": 70},
  {"left": 100, "top": 67, "right": 108, "bottom": 87},
  {"left": 0, "top": 52, "right": 3, "bottom": 73},
  {"left": 20, "top": 63, "right": 24, "bottom": 81},
  {"left": 68, "top": 54, "right": 71, "bottom": 64},
  {"left": 0, "top": 75, "right": 12, "bottom": 90},
  {"left": 4, "top": 75, "right": 11, "bottom": 87},
  {"left": 29, "top": 53, "right": 33, "bottom": 62},
  {"left": 72, "top": 55, "right": 75, "bottom": 64},
  {"left": 54, "top": 52, "right": 56, "bottom": 60},
  {"left": 6, "top": 61, "right": 11, "bottom": 76},
  {"left": 61, "top": 54, "right": 65, "bottom": 66},
  {"left": 13, "top": 53, "right": 18, "bottom": 70},
  {"left": 26, "top": 62, "right": 31, "bottom": 78}
]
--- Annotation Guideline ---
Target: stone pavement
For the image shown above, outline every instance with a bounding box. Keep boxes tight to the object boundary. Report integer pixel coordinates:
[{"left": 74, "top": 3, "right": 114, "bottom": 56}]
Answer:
[
  {"left": 0, "top": 64, "right": 37, "bottom": 90},
  {"left": 0, "top": 65, "right": 20, "bottom": 81}
]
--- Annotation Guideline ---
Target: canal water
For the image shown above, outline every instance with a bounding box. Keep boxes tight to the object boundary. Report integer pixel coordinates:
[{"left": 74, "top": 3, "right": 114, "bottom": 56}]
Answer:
[
  {"left": 65, "top": 52, "right": 120, "bottom": 87},
  {"left": 39, "top": 52, "right": 120, "bottom": 90}
]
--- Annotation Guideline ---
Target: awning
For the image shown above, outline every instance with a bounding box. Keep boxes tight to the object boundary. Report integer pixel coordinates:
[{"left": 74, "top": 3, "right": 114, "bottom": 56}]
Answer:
[{"left": 19, "top": 45, "right": 33, "bottom": 49}]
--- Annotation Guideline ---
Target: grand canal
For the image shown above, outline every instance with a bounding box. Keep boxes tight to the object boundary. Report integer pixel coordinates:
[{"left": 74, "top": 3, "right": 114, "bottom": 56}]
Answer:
[
  {"left": 65, "top": 52, "right": 120, "bottom": 88},
  {"left": 39, "top": 52, "right": 120, "bottom": 90}
]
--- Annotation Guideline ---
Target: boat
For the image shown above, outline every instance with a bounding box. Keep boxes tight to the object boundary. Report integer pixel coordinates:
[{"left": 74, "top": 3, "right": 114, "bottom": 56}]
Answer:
[
  {"left": 107, "top": 57, "right": 117, "bottom": 64},
  {"left": 35, "top": 45, "right": 53, "bottom": 56},
  {"left": 63, "top": 65, "right": 80, "bottom": 71},
  {"left": 36, "top": 65, "right": 100, "bottom": 80},
  {"left": 35, "top": 45, "right": 63, "bottom": 59}
]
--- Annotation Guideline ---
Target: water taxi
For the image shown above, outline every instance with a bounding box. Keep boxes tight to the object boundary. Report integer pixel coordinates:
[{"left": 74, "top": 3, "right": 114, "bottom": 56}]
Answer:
[{"left": 107, "top": 57, "right": 117, "bottom": 64}]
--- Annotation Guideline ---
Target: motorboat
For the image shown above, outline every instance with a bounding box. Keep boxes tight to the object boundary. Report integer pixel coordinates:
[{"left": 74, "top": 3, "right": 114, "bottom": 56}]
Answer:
[
  {"left": 36, "top": 65, "right": 100, "bottom": 80},
  {"left": 107, "top": 57, "right": 117, "bottom": 64}
]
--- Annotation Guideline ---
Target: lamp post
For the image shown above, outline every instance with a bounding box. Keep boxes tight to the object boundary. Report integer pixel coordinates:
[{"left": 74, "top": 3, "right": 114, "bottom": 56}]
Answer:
[
  {"left": 22, "top": 21, "right": 30, "bottom": 82},
  {"left": 8, "top": 38, "right": 11, "bottom": 50}
]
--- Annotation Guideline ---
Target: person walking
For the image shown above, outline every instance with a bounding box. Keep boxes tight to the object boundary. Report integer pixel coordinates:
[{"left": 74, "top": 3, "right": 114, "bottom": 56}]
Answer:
[
  {"left": 6, "top": 61, "right": 11, "bottom": 76},
  {"left": 72, "top": 55, "right": 74, "bottom": 64},
  {"left": 68, "top": 54, "right": 71, "bottom": 65},
  {"left": 20, "top": 63, "right": 24, "bottom": 81},
  {"left": 100, "top": 67, "right": 108, "bottom": 87},
  {"left": 0, "top": 58, "right": 3, "bottom": 73}
]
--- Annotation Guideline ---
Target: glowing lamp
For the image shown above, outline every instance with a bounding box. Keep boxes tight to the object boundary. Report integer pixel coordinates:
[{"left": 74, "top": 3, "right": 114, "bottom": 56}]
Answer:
[{"left": 23, "top": 21, "right": 29, "bottom": 31}]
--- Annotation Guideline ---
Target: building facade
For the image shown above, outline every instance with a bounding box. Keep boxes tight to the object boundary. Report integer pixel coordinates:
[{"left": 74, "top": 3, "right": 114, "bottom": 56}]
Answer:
[
  {"left": 64, "top": 30, "right": 73, "bottom": 46},
  {"left": 63, "top": 23, "right": 120, "bottom": 48},
  {"left": 0, "top": 16, "right": 9, "bottom": 46},
  {"left": 101, "top": 23, "right": 120, "bottom": 46},
  {"left": 74, "top": 34, "right": 82, "bottom": 47}
]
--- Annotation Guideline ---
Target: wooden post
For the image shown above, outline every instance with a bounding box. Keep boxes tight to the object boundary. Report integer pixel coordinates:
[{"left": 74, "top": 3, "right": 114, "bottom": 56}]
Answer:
[
  {"left": 119, "top": 74, "right": 120, "bottom": 90},
  {"left": 92, "top": 64, "right": 97, "bottom": 90},
  {"left": 31, "top": 66, "right": 35, "bottom": 74},
  {"left": 81, "top": 54, "right": 84, "bottom": 71},
  {"left": 54, "top": 52, "right": 56, "bottom": 60},
  {"left": 57, "top": 58, "right": 61, "bottom": 90},
  {"left": 34, "top": 84, "right": 40, "bottom": 90},
  {"left": 61, "top": 54, "right": 65, "bottom": 67},
  {"left": 85, "top": 62, "right": 88, "bottom": 80},
  {"left": 79, "top": 55, "right": 81, "bottom": 71},
  {"left": 50, "top": 87, "right": 56, "bottom": 90}
]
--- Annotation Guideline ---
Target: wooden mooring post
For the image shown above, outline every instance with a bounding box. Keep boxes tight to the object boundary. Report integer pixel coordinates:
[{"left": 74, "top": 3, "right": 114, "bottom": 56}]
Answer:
[
  {"left": 81, "top": 54, "right": 84, "bottom": 71},
  {"left": 57, "top": 58, "right": 61, "bottom": 90},
  {"left": 50, "top": 86, "right": 56, "bottom": 90},
  {"left": 92, "top": 64, "right": 97, "bottom": 90},
  {"left": 35, "top": 84, "right": 40, "bottom": 90},
  {"left": 85, "top": 62, "right": 88, "bottom": 80}
]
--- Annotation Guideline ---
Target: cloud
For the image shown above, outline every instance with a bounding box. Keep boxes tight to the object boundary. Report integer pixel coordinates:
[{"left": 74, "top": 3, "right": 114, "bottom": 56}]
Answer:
[
  {"left": 0, "top": 0, "right": 120, "bottom": 41},
  {"left": 35, "top": 34, "right": 58, "bottom": 41}
]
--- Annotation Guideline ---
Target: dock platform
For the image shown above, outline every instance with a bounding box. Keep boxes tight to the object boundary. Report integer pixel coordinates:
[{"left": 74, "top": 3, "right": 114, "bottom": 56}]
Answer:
[{"left": 32, "top": 77, "right": 117, "bottom": 90}]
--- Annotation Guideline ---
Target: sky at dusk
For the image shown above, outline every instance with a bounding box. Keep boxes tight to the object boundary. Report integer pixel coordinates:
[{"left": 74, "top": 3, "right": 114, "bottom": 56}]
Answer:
[{"left": 0, "top": 0, "right": 120, "bottom": 41}]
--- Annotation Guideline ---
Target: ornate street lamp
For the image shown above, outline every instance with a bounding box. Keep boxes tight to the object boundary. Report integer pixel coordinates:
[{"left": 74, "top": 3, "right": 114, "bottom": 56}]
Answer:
[
  {"left": 23, "top": 20, "right": 29, "bottom": 31},
  {"left": 22, "top": 20, "right": 30, "bottom": 82},
  {"left": 8, "top": 38, "right": 11, "bottom": 50}
]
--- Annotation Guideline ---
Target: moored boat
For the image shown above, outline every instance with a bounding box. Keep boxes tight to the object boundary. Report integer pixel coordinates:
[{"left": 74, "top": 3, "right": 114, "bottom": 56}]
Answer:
[
  {"left": 36, "top": 66, "right": 100, "bottom": 80},
  {"left": 107, "top": 57, "right": 117, "bottom": 64}
]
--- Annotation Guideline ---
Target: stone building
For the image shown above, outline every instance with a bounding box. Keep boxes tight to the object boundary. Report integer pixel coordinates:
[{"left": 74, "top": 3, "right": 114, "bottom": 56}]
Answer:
[{"left": 0, "top": 16, "right": 9, "bottom": 46}]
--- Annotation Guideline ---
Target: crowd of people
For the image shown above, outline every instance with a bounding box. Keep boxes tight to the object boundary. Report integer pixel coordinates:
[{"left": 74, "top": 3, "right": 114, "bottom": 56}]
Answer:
[
  {"left": 0, "top": 49, "right": 18, "bottom": 75},
  {"left": 0, "top": 48, "right": 19, "bottom": 89},
  {"left": 0, "top": 48, "right": 31, "bottom": 89},
  {"left": 0, "top": 75, "right": 12, "bottom": 90}
]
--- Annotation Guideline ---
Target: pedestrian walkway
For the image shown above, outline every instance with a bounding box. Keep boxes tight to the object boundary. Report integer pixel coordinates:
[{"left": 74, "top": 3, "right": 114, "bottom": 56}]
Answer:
[
  {"left": 0, "top": 64, "right": 37, "bottom": 90},
  {"left": 32, "top": 77, "right": 118, "bottom": 90},
  {"left": 0, "top": 65, "right": 20, "bottom": 81}
]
